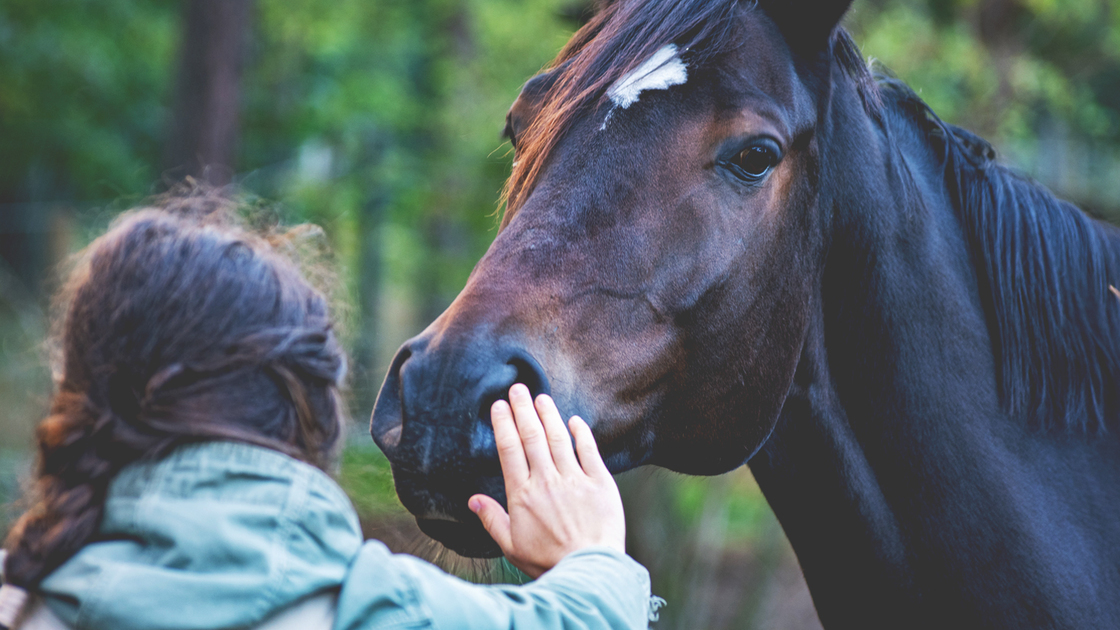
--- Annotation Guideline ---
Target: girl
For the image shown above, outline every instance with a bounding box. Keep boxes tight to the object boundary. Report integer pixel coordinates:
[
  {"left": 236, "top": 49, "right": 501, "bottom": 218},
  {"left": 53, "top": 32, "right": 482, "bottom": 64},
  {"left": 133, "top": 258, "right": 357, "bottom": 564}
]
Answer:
[{"left": 0, "top": 197, "right": 652, "bottom": 629}]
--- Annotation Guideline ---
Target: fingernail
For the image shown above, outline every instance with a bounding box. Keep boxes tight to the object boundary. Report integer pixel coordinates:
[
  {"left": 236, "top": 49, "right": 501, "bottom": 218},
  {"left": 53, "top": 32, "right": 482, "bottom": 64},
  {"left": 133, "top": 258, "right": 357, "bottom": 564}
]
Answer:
[{"left": 468, "top": 497, "right": 480, "bottom": 512}]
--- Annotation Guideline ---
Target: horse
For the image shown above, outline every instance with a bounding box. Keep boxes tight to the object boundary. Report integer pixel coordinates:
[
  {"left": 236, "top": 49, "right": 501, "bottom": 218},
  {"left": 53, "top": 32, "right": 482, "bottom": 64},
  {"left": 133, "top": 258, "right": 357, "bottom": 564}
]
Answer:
[{"left": 369, "top": 0, "right": 1120, "bottom": 626}]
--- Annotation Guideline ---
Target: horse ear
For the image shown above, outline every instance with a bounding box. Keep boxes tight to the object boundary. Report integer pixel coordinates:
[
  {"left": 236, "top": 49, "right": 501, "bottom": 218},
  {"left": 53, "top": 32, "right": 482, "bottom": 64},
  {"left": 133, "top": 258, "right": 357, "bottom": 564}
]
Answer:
[
  {"left": 760, "top": 0, "right": 855, "bottom": 53},
  {"left": 504, "top": 69, "right": 560, "bottom": 148}
]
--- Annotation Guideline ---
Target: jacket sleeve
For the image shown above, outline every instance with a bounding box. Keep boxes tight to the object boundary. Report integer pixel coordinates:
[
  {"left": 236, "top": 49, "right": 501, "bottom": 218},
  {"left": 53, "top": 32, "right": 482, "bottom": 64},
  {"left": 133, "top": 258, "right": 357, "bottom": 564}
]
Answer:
[{"left": 333, "top": 541, "right": 652, "bottom": 630}]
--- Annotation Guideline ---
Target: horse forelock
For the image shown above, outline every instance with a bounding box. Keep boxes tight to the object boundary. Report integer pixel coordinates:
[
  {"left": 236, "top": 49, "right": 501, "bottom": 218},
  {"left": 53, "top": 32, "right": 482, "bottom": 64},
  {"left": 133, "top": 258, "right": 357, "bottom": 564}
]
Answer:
[
  {"left": 500, "top": 0, "right": 881, "bottom": 224},
  {"left": 501, "top": 0, "right": 745, "bottom": 222}
]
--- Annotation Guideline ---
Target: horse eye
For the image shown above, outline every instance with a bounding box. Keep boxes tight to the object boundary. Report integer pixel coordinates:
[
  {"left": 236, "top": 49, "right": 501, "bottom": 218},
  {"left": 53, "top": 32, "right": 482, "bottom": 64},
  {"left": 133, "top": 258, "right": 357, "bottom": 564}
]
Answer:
[{"left": 733, "top": 146, "right": 777, "bottom": 178}]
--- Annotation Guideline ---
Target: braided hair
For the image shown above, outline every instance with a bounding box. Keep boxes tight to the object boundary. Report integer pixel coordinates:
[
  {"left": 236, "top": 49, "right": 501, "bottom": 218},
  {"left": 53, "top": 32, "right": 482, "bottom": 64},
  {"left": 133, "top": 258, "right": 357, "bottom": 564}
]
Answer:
[{"left": 1, "top": 199, "right": 346, "bottom": 591}]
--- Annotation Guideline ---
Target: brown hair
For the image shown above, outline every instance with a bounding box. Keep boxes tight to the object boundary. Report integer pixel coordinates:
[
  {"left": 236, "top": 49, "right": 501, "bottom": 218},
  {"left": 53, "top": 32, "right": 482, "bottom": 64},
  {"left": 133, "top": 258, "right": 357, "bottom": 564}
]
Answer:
[{"left": 2, "top": 193, "right": 346, "bottom": 589}]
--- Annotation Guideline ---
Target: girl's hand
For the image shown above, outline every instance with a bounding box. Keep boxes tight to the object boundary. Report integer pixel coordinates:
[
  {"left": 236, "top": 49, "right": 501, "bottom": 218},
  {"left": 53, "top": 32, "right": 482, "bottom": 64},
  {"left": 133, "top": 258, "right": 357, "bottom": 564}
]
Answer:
[{"left": 468, "top": 384, "right": 626, "bottom": 578}]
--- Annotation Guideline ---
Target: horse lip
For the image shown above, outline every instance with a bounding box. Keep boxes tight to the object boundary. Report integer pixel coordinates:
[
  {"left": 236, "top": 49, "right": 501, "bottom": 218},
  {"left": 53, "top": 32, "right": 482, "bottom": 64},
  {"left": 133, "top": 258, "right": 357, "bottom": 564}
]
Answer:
[
  {"left": 417, "top": 510, "right": 461, "bottom": 523},
  {"left": 416, "top": 517, "right": 503, "bottom": 558},
  {"left": 390, "top": 469, "right": 507, "bottom": 522}
]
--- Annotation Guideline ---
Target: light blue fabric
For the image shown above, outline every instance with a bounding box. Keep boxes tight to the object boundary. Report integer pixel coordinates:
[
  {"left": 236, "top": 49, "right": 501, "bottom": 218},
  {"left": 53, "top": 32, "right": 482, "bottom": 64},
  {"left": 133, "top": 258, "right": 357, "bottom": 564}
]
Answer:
[{"left": 36, "top": 442, "right": 652, "bottom": 630}]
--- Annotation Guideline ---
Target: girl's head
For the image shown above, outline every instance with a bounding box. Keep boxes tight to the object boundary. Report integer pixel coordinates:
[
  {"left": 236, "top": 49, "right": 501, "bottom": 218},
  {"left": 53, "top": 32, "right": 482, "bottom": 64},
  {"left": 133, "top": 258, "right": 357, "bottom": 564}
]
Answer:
[{"left": 2, "top": 197, "right": 346, "bottom": 589}]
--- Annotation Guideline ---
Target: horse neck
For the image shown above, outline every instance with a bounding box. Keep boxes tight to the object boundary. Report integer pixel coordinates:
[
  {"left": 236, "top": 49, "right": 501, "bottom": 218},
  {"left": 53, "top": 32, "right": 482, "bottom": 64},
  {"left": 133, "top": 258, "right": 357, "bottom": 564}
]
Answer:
[{"left": 749, "top": 72, "right": 1120, "bottom": 629}]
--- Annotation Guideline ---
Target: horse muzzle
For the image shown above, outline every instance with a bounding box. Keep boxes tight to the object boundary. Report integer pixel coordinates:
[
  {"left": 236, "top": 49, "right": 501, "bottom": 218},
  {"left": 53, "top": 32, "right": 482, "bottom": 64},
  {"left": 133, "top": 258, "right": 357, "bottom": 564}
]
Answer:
[{"left": 370, "top": 332, "right": 552, "bottom": 557}]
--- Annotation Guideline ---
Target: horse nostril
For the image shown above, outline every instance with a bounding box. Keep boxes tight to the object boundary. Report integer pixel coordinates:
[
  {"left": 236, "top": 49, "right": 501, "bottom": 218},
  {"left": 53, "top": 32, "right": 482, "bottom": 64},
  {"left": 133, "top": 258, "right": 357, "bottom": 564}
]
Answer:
[
  {"left": 510, "top": 355, "right": 549, "bottom": 400},
  {"left": 371, "top": 345, "right": 411, "bottom": 454},
  {"left": 476, "top": 352, "right": 551, "bottom": 424},
  {"left": 373, "top": 339, "right": 550, "bottom": 467},
  {"left": 471, "top": 351, "right": 549, "bottom": 462},
  {"left": 379, "top": 425, "right": 402, "bottom": 449}
]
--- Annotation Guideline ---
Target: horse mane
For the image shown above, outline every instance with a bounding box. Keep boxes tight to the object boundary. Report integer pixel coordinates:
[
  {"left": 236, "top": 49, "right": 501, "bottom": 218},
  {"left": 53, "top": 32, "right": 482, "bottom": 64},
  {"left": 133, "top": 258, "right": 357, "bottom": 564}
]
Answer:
[
  {"left": 827, "top": 33, "right": 1120, "bottom": 432},
  {"left": 872, "top": 74, "right": 1120, "bottom": 433},
  {"left": 502, "top": 0, "right": 744, "bottom": 220}
]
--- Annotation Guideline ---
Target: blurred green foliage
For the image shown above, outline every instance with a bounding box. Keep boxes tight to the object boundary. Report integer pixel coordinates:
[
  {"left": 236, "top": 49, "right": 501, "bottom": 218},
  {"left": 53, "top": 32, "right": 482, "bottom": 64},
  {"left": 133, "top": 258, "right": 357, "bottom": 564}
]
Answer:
[
  {"left": 0, "top": 0, "right": 176, "bottom": 202},
  {"left": 847, "top": 0, "right": 1120, "bottom": 215},
  {"left": 337, "top": 442, "right": 402, "bottom": 518},
  {"left": 242, "top": 0, "right": 580, "bottom": 312}
]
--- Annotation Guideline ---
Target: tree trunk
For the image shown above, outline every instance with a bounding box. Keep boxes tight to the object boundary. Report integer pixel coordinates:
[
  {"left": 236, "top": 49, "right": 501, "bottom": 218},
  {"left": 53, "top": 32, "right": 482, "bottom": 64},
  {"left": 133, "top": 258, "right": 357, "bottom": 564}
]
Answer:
[
  {"left": 973, "top": 0, "right": 1025, "bottom": 137},
  {"left": 164, "top": 0, "right": 253, "bottom": 185},
  {"left": 353, "top": 194, "right": 386, "bottom": 414}
]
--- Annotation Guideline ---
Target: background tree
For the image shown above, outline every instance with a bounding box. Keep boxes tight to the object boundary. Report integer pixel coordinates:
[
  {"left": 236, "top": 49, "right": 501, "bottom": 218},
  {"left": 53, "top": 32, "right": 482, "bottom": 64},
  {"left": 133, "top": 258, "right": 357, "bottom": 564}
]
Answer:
[{"left": 163, "top": 0, "right": 254, "bottom": 184}]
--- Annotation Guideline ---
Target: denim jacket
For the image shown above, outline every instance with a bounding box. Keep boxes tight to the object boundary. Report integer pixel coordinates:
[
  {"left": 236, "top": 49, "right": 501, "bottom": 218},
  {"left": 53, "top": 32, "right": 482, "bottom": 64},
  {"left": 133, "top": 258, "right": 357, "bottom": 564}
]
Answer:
[{"left": 32, "top": 442, "right": 653, "bottom": 630}]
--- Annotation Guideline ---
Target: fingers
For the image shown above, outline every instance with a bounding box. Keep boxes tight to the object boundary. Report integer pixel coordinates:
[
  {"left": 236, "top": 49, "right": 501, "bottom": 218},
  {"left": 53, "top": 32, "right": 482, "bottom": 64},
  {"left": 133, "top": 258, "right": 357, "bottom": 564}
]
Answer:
[
  {"left": 508, "top": 384, "right": 553, "bottom": 474},
  {"left": 570, "top": 416, "right": 611, "bottom": 480},
  {"left": 534, "top": 394, "right": 580, "bottom": 474},
  {"left": 468, "top": 494, "right": 512, "bottom": 552},
  {"left": 491, "top": 399, "right": 529, "bottom": 488}
]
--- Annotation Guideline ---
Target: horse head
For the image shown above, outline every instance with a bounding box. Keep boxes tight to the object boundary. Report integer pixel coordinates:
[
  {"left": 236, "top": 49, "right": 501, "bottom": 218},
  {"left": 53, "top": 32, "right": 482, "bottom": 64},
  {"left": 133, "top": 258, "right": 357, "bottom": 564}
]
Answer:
[{"left": 371, "top": 0, "right": 854, "bottom": 557}]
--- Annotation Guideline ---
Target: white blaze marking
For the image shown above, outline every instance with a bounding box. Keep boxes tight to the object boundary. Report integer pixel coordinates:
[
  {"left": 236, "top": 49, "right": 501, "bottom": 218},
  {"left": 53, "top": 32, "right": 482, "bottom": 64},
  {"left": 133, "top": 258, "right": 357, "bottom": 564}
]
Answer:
[{"left": 608, "top": 44, "right": 688, "bottom": 109}]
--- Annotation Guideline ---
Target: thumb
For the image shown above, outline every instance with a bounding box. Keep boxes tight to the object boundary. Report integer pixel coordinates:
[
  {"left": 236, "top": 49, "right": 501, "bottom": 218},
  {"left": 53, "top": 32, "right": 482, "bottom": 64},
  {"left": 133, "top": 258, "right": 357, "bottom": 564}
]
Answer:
[{"left": 469, "top": 494, "right": 513, "bottom": 552}]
